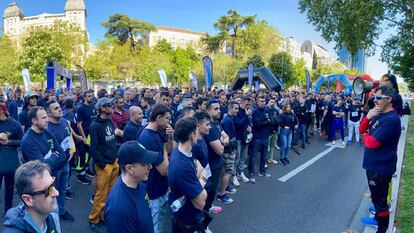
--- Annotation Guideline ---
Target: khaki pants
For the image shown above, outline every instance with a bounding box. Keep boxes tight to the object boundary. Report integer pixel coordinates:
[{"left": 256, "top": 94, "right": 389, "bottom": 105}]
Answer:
[{"left": 88, "top": 160, "right": 119, "bottom": 224}]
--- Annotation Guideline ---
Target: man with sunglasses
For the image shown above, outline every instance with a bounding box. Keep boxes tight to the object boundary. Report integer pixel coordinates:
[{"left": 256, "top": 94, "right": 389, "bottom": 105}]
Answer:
[
  {"left": 3, "top": 160, "right": 62, "bottom": 233},
  {"left": 359, "top": 85, "right": 401, "bottom": 233}
]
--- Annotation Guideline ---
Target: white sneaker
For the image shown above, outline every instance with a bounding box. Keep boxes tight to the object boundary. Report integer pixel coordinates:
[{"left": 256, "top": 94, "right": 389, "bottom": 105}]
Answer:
[
  {"left": 231, "top": 176, "right": 240, "bottom": 187},
  {"left": 275, "top": 145, "right": 280, "bottom": 150},
  {"left": 206, "top": 227, "right": 213, "bottom": 233},
  {"left": 238, "top": 172, "right": 249, "bottom": 183}
]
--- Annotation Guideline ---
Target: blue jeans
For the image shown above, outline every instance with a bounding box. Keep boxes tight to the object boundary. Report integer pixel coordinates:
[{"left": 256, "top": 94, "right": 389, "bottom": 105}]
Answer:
[
  {"left": 150, "top": 193, "right": 172, "bottom": 233},
  {"left": 55, "top": 163, "right": 69, "bottom": 216},
  {"left": 279, "top": 128, "right": 292, "bottom": 160},
  {"left": 294, "top": 123, "right": 307, "bottom": 146},
  {"left": 248, "top": 138, "right": 269, "bottom": 176},
  {"left": 331, "top": 118, "right": 345, "bottom": 141}
]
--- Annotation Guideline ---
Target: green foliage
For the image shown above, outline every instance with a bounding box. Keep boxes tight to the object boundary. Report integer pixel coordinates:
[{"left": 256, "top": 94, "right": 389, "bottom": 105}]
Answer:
[
  {"left": 293, "top": 58, "right": 308, "bottom": 87},
  {"left": 17, "top": 21, "right": 87, "bottom": 84},
  {"left": 298, "top": 0, "right": 384, "bottom": 60},
  {"left": 211, "top": 53, "right": 244, "bottom": 86},
  {"left": 102, "top": 14, "right": 156, "bottom": 52},
  {"left": 246, "top": 55, "right": 265, "bottom": 68},
  {"left": 312, "top": 61, "right": 359, "bottom": 82},
  {"left": 0, "top": 36, "right": 20, "bottom": 84},
  {"left": 213, "top": 10, "right": 256, "bottom": 58},
  {"left": 268, "top": 52, "right": 294, "bottom": 87},
  {"left": 200, "top": 33, "right": 225, "bottom": 55}
]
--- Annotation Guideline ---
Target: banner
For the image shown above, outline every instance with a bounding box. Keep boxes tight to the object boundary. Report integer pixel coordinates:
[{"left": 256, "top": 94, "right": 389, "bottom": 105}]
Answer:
[
  {"left": 248, "top": 63, "right": 254, "bottom": 91},
  {"left": 189, "top": 72, "right": 198, "bottom": 91},
  {"left": 327, "top": 77, "right": 331, "bottom": 92},
  {"left": 22, "top": 69, "right": 31, "bottom": 92},
  {"left": 76, "top": 65, "right": 88, "bottom": 92},
  {"left": 254, "top": 80, "right": 259, "bottom": 91},
  {"left": 336, "top": 80, "right": 342, "bottom": 93},
  {"left": 202, "top": 56, "right": 213, "bottom": 90},
  {"left": 305, "top": 70, "right": 311, "bottom": 92},
  {"left": 280, "top": 77, "right": 284, "bottom": 89},
  {"left": 298, "top": 80, "right": 302, "bottom": 91},
  {"left": 158, "top": 69, "right": 168, "bottom": 88}
]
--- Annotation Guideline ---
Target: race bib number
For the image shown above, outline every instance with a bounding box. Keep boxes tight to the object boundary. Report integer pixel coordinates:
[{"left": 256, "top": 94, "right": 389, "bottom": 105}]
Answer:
[
  {"left": 205, "top": 164, "right": 212, "bottom": 179},
  {"left": 351, "top": 112, "right": 358, "bottom": 117},
  {"left": 44, "top": 150, "right": 52, "bottom": 159},
  {"left": 311, "top": 104, "right": 316, "bottom": 113},
  {"left": 60, "top": 136, "right": 72, "bottom": 151},
  {"left": 17, "top": 107, "right": 23, "bottom": 115}
]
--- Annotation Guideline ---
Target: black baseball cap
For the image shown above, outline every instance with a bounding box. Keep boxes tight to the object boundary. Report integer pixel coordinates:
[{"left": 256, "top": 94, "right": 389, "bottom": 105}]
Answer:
[{"left": 118, "top": 141, "right": 159, "bottom": 165}]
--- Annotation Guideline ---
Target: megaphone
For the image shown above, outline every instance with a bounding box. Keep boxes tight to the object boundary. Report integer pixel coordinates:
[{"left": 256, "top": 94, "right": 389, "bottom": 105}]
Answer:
[{"left": 352, "top": 76, "right": 380, "bottom": 95}]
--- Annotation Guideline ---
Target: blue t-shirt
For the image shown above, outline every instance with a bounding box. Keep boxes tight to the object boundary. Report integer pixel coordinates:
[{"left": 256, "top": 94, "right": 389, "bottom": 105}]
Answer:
[
  {"left": 138, "top": 128, "right": 168, "bottom": 200},
  {"left": 349, "top": 104, "right": 362, "bottom": 122},
  {"left": 168, "top": 149, "right": 204, "bottom": 224},
  {"left": 47, "top": 119, "right": 71, "bottom": 160},
  {"left": 105, "top": 177, "right": 154, "bottom": 233},
  {"left": 123, "top": 120, "right": 142, "bottom": 142},
  {"left": 363, "top": 111, "right": 401, "bottom": 176},
  {"left": 204, "top": 121, "right": 223, "bottom": 170},
  {"left": 76, "top": 103, "right": 96, "bottom": 136},
  {"left": 333, "top": 105, "right": 346, "bottom": 119},
  {"left": 192, "top": 138, "right": 209, "bottom": 168}
]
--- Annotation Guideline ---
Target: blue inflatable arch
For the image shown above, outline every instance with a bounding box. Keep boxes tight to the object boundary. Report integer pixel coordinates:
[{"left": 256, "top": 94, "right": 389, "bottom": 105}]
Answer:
[{"left": 313, "top": 74, "right": 352, "bottom": 95}]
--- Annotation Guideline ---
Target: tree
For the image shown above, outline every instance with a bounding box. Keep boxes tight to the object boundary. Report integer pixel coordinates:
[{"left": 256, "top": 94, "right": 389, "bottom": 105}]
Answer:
[
  {"left": 18, "top": 31, "right": 66, "bottom": 83},
  {"left": 213, "top": 10, "right": 255, "bottom": 58},
  {"left": 211, "top": 53, "right": 243, "bottom": 86},
  {"left": 102, "top": 14, "right": 156, "bottom": 52},
  {"left": 298, "top": 0, "right": 384, "bottom": 60},
  {"left": 293, "top": 58, "right": 308, "bottom": 87},
  {"left": 268, "top": 52, "right": 294, "bottom": 87},
  {"left": 0, "top": 36, "right": 20, "bottom": 84},
  {"left": 246, "top": 55, "right": 265, "bottom": 68},
  {"left": 200, "top": 33, "right": 225, "bottom": 55}
]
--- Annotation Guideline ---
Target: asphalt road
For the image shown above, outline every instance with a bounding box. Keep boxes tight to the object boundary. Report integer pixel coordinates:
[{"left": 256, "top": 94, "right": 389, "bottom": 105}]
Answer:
[{"left": 0, "top": 133, "right": 368, "bottom": 233}]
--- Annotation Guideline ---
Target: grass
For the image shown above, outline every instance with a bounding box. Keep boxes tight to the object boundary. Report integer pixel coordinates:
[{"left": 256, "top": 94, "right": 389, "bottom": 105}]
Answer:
[{"left": 396, "top": 102, "right": 414, "bottom": 233}]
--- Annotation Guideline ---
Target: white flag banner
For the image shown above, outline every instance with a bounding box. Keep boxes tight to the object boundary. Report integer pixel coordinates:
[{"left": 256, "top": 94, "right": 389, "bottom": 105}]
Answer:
[
  {"left": 22, "top": 69, "right": 31, "bottom": 92},
  {"left": 189, "top": 72, "right": 198, "bottom": 91},
  {"left": 158, "top": 69, "right": 168, "bottom": 87}
]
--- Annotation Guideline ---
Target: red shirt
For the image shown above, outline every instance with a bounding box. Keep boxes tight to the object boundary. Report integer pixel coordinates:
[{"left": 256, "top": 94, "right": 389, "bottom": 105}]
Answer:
[{"left": 111, "top": 108, "right": 130, "bottom": 130}]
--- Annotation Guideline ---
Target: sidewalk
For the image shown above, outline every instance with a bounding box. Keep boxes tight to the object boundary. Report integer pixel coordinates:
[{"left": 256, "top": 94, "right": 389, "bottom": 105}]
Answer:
[{"left": 363, "top": 115, "right": 409, "bottom": 233}]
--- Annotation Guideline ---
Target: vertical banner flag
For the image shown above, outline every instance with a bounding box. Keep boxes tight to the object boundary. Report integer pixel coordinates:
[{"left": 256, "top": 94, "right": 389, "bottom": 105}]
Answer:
[
  {"left": 189, "top": 72, "right": 198, "bottom": 91},
  {"left": 22, "top": 69, "right": 31, "bottom": 92},
  {"left": 336, "top": 80, "right": 342, "bottom": 93},
  {"left": 305, "top": 70, "right": 311, "bottom": 93},
  {"left": 254, "top": 80, "right": 260, "bottom": 91},
  {"left": 158, "top": 69, "right": 168, "bottom": 87},
  {"left": 248, "top": 63, "right": 254, "bottom": 91},
  {"left": 327, "top": 77, "right": 331, "bottom": 92},
  {"left": 280, "top": 77, "right": 284, "bottom": 89},
  {"left": 298, "top": 80, "right": 302, "bottom": 91},
  {"left": 76, "top": 65, "right": 88, "bottom": 92},
  {"left": 202, "top": 56, "right": 213, "bottom": 90}
]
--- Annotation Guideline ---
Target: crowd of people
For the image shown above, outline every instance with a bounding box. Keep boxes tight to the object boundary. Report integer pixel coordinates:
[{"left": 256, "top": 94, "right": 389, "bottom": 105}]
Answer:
[{"left": 0, "top": 73, "right": 410, "bottom": 233}]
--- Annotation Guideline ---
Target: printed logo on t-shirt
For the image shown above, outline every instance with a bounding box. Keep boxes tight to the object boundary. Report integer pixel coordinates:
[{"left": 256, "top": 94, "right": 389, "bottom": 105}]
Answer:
[
  {"left": 105, "top": 125, "right": 115, "bottom": 142},
  {"left": 145, "top": 193, "right": 151, "bottom": 209},
  {"left": 47, "top": 139, "right": 54, "bottom": 150}
]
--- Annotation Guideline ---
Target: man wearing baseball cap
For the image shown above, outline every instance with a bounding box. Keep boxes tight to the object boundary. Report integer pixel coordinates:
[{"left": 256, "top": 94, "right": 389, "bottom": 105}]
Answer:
[{"left": 104, "top": 141, "right": 158, "bottom": 233}]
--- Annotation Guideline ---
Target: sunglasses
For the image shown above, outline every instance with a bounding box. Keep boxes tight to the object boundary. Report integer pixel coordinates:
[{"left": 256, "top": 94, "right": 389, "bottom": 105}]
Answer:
[
  {"left": 25, "top": 177, "right": 56, "bottom": 197},
  {"left": 374, "top": 95, "right": 390, "bottom": 101},
  {"left": 103, "top": 103, "right": 112, "bottom": 107}
]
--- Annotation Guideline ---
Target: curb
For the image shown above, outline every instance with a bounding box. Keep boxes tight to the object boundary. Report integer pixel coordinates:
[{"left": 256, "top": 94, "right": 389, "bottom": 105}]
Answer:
[{"left": 363, "top": 114, "right": 409, "bottom": 233}]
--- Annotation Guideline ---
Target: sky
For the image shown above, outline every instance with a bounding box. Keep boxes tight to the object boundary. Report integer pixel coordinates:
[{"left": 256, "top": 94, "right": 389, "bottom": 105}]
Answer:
[{"left": 1, "top": 0, "right": 393, "bottom": 81}]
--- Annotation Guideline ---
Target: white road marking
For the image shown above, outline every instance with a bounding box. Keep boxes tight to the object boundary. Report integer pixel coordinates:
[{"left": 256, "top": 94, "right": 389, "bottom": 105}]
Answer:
[{"left": 278, "top": 146, "right": 336, "bottom": 182}]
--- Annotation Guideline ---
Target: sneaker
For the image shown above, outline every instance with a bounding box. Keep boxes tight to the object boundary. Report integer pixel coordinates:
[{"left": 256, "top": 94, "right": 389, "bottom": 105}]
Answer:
[
  {"left": 259, "top": 171, "right": 271, "bottom": 178},
  {"left": 238, "top": 172, "right": 249, "bottom": 183},
  {"left": 65, "top": 190, "right": 74, "bottom": 200},
  {"left": 60, "top": 211, "right": 75, "bottom": 222},
  {"left": 217, "top": 194, "right": 234, "bottom": 204},
  {"left": 342, "top": 141, "right": 346, "bottom": 146},
  {"left": 268, "top": 159, "right": 278, "bottom": 165},
  {"left": 301, "top": 144, "right": 305, "bottom": 149},
  {"left": 319, "top": 132, "right": 324, "bottom": 136},
  {"left": 209, "top": 205, "right": 222, "bottom": 214},
  {"left": 361, "top": 216, "right": 378, "bottom": 228},
  {"left": 284, "top": 158, "right": 290, "bottom": 164},
  {"left": 249, "top": 176, "right": 256, "bottom": 184},
  {"left": 89, "top": 221, "right": 103, "bottom": 233},
  {"left": 206, "top": 227, "right": 213, "bottom": 233},
  {"left": 231, "top": 176, "right": 240, "bottom": 187},
  {"left": 280, "top": 159, "right": 287, "bottom": 166},
  {"left": 90, "top": 195, "right": 95, "bottom": 204},
  {"left": 85, "top": 169, "right": 95, "bottom": 178},
  {"left": 347, "top": 140, "right": 352, "bottom": 145},
  {"left": 332, "top": 140, "right": 336, "bottom": 145},
  {"left": 368, "top": 204, "right": 392, "bottom": 215},
  {"left": 225, "top": 186, "right": 237, "bottom": 195},
  {"left": 356, "top": 142, "right": 362, "bottom": 147},
  {"left": 275, "top": 145, "right": 280, "bottom": 150},
  {"left": 76, "top": 175, "right": 90, "bottom": 185}
]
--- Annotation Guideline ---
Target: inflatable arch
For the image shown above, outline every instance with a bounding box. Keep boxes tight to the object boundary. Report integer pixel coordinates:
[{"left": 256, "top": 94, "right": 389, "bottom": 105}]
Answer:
[{"left": 313, "top": 74, "right": 352, "bottom": 94}]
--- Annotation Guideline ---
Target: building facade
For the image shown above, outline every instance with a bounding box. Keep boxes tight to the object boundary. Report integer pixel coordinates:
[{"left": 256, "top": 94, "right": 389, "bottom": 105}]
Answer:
[
  {"left": 148, "top": 26, "right": 205, "bottom": 53},
  {"left": 339, "top": 47, "right": 367, "bottom": 73},
  {"left": 2, "top": 0, "right": 87, "bottom": 47},
  {"left": 301, "top": 40, "right": 336, "bottom": 65}
]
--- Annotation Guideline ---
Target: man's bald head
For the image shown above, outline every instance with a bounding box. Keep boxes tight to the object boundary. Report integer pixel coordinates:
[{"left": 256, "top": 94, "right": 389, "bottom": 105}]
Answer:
[{"left": 129, "top": 106, "right": 144, "bottom": 124}]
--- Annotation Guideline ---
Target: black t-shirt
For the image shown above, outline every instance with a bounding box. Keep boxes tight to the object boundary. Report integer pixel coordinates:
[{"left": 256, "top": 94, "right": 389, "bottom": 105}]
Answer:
[{"left": 76, "top": 103, "right": 96, "bottom": 136}]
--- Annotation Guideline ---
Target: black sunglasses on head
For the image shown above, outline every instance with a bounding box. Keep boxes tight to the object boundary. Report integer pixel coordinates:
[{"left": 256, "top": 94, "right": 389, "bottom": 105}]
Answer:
[{"left": 25, "top": 177, "right": 56, "bottom": 197}]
